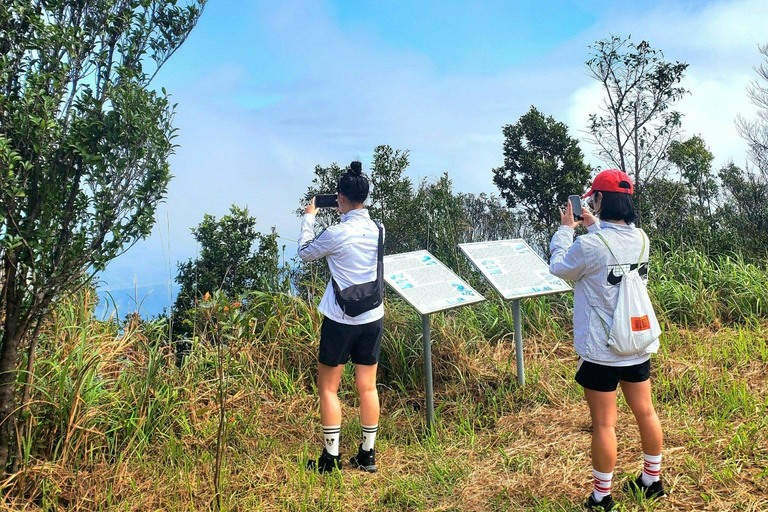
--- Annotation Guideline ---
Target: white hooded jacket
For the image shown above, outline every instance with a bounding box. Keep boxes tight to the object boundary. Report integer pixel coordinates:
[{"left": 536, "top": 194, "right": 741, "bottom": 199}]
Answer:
[
  {"left": 549, "top": 221, "right": 659, "bottom": 366},
  {"left": 298, "top": 208, "right": 385, "bottom": 325}
]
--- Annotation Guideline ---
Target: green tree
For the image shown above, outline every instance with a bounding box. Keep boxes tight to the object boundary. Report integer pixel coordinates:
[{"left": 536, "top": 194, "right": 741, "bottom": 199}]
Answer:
[
  {"left": 412, "top": 174, "right": 466, "bottom": 270},
  {"left": 492, "top": 106, "right": 592, "bottom": 253},
  {"left": 297, "top": 145, "right": 415, "bottom": 252},
  {"left": 644, "top": 136, "right": 719, "bottom": 252},
  {"left": 367, "top": 146, "right": 414, "bottom": 254},
  {"left": 0, "top": 0, "right": 205, "bottom": 469},
  {"left": 717, "top": 163, "right": 768, "bottom": 259},
  {"left": 173, "top": 205, "right": 283, "bottom": 339},
  {"left": 459, "top": 192, "right": 530, "bottom": 244},
  {"left": 737, "top": 43, "right": 768, "bottom": 177},
  {"left": 296, "top": 146, "right": 524, "bottom": 295},
  {"left": 586, "top": 35, "right": 689, "bottom": 223},
  {"left": 667, "top": 136, "right": 717, "bottom": 212},
  {"left": 295, "top": 146, "right": 416, "bottom": 297},
  {"left": 296, "top": 161, "right": 344, "bottom": 231}
]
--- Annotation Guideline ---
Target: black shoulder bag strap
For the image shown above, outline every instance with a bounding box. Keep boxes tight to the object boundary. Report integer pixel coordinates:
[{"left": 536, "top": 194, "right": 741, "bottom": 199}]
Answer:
[{"left": 374, "top": 220, "right": 384, "bottom": 290}]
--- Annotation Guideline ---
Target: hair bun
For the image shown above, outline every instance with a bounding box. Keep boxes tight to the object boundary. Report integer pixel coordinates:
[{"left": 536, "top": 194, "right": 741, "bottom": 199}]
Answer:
[{"left": 349, "top": 161, "right": 363, "bottom": 176}]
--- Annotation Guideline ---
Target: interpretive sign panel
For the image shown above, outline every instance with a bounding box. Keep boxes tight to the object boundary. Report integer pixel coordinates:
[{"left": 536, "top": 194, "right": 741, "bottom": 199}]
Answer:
[
  {"left": 459, "top": 239, "right": 571, "bottom": 300},
  {"left": 383, "top": 250, "right": 485, "bottom": 315}
]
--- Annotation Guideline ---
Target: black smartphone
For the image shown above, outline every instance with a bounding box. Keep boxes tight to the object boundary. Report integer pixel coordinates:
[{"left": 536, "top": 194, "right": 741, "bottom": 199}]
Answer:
[
  {"left": 568, "top": 195, "right": 583, "bottom": 221},
  {"left": 315, "top": 194, "right": 338, "bottom": 208}
]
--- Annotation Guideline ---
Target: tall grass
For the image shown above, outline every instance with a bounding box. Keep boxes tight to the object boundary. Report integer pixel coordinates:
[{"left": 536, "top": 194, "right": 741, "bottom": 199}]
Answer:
[
  {"left": 3, "top": 248, "right": 768, "bottom": 510},
  {"left": 650, "top": 250, "right": 768, "bottom": 326}
]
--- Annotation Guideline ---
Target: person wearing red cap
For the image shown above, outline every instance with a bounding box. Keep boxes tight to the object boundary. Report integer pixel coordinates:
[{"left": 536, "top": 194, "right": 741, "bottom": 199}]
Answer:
[{"left": 549, "top": 169, "right": 666, "bottom": 510}]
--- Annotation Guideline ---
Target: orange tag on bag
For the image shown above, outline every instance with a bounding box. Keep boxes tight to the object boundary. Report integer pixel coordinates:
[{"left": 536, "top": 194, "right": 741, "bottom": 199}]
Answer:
[{"left": 631, "top": 316, "right": 651, "bottom": 332}]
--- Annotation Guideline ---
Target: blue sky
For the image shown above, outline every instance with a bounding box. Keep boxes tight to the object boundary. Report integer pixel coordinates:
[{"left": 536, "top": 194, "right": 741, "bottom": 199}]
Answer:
[{"left": 96, "top": 0, "right": 767, "bottom": 318}]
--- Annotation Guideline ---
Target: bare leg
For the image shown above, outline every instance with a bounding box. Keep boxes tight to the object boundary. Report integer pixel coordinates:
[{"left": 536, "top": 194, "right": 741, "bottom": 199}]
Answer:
[
  {"left": 620, "top": 379, "right": 663, "bottom": 455},
  {"left": 584, "top": 388, "right": 618, "bottom": 473},
  {"left": 317, "top": 362, "right": 344, "bottom": 426},
  {"left": 354, "top": 363, "right": 379, "bottom": 426}
]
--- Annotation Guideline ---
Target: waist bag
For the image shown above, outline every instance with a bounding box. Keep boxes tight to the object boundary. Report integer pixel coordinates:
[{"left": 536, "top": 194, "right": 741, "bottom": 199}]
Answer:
[
  {"left": 595, "top": 230, "right": 661, "bottom": 356},
  {"left": 331, "top": 221, "right": 384, "bottom": 317}
]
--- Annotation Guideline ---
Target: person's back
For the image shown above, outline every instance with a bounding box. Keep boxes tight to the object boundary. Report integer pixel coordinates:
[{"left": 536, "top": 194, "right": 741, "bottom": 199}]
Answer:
[
  {"left": 551, "top": 221, "right": 657, "bottom": 365},
  {"left": 298, "top": 161, "right": 385, "bottom": 475},
  {"left": 302, "top": 208, "right": 384, "bottom": 323},
  {"left": 549, "top": 169, "right": 666, "bottom": 511}
]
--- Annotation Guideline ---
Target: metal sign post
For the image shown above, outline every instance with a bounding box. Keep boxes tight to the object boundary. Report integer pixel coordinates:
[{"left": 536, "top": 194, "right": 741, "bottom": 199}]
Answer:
[
  {"left": 383, "top": 250, "right": 485, "bottom": 432},
  {"left": 459, "top": 240, "right": 571, "bottom": 386},
  {"left": 422, "top": 314, "right": 435, "bottom": 430},
  {"left": 513, "top": 299, "right": 524, "bottom": 386}
]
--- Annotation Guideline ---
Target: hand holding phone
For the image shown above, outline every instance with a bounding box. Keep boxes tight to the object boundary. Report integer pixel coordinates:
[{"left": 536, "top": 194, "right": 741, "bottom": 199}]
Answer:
[
  {"left": 568, "top": 195, "right": 583, "bottom": 221},
  {"left": 315, "top": 194, "right": 339, "bottom": 208}
]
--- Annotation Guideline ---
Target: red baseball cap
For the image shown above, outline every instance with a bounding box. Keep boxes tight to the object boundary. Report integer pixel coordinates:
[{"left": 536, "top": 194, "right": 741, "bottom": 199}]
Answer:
[{"left": 582, "top": 169, "right": 634, "bottom": 197}]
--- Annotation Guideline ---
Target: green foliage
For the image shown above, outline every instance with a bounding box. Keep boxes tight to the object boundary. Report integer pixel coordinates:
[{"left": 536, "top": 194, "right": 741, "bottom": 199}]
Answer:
[
  {"left": 12, "top": 267, "right": 768, "bottom": 509},
  {"left": 716, "top": 162, "right": 768, "bottom": 259},
  {"left": 492, "top": 106, "right": 592, "bottom": 253},
  {"left": 586, "top": 35, "right": 689, "bottom": 222},
  {"left": 644, "top": 136, "right": 717, "bottom": 251},
  {"left": 0, "top": 0, "right": 205, "bottom": 275},
  {"left": 667, "top": 136, "right": 718, "bottom": 209},
  {"left": 649, "top": 249, "right": 768, "bottom": 325},
  {"left": 0, "top": 0, "right": 205, "bottom": 470},
  {"left": 173, "top": 205, "right": 286, "bottom": 338},
  {"left": 295, "top": 145, "right": 527, "bottom": 297},
  {"left": 367, "top": 146, "right": 415, "bottom": 254}
]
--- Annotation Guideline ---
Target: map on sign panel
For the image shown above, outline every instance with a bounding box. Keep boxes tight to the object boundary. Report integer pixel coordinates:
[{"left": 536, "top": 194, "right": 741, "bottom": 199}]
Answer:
[
  {"left": 458, "top": 239, "right": 571, "bottom": 300},
  {"left": 383, "top": 250, "right": 485, "bottom": 315}
]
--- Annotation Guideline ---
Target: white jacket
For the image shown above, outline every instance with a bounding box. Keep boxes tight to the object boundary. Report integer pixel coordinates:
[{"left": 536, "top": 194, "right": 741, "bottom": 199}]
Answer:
[
  {"left": 298, "top": 208, "right": 385, "bottom": 325},
  {"left": 549, "top": 221, "right": 659, "bottom": 366}
]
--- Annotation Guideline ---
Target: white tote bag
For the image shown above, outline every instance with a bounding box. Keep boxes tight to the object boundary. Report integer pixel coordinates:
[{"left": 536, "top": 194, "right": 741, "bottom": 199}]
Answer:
[{"left": 596, "top": 231, "right": 661, "bottom": 356}]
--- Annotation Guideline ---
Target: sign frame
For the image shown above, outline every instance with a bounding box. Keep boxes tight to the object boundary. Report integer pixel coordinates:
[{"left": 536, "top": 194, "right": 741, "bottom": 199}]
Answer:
[
  {"left": 458, "top": 239, "right": 571, "bottom": 386},
  {"left": 383, "top": 250, "right": 485, "bottom": 431},
  {"left": 383, "top": 249, "right": 485, "bottom": 316},
  {"left": 458, "top": 239, "right": 571, "bottom": 301}
]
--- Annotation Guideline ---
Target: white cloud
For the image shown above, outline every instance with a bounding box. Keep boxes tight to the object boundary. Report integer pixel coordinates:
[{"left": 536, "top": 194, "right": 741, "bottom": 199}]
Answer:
[
  {"left": 566, "top": 0, "right": 766, "bottom": 172},
  {"left": 98, "top": 0, "right": 768, "bottom": 315}
]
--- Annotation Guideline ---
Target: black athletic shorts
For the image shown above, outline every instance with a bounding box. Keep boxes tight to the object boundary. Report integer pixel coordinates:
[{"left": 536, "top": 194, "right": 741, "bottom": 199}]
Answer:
[
  {"left": 319, "top": 317, "right": 383, "bottom": 367},
  {"left": 575, "top": 358, "right": 651, "bottom": 392}
]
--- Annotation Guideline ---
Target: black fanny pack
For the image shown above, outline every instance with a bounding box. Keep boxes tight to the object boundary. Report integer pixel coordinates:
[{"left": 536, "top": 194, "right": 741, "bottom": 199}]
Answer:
[{"left": 331, "top": 221, "right": 384, "bottom": 317}]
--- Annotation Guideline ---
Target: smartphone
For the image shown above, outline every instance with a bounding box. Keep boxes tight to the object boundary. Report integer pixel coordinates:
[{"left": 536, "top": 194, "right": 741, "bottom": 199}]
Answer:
[
  {"left": 315, "top": 194, "right": 338, "bottom": 208},
  {"left": 568, "top": 195, "right": 583, "bottom": 221}
]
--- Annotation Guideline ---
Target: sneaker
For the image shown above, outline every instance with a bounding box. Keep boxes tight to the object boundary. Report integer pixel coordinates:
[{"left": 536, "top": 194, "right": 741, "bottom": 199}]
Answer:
[
  {"left": 349, "top": 444, "right": 377, "bottom": 473},
  {"left": 624, "top": 475, "right": 666, "bottom": 499},
  {"left": 307, "top": 448, "right": 342, "bottom": 474},
  {"left": 584, "top": 494, "right": 616, "bottom": 511}
]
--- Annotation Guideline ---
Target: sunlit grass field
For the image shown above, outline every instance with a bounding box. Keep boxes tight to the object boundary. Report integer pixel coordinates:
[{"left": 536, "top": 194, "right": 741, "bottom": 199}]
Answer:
[{"left": 2, "top": 250, "right": 767, "bottom": 511}]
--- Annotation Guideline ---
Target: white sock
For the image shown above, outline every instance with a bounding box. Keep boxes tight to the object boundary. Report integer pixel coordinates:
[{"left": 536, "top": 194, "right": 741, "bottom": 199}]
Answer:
[
  {"left": 641, "top": 453, "right": 662, "bottom": 486},
  {"left": 322, "top": 425, "right": 340, "bottom": 456},
  {"left": 592, "top": 469, "right": 613, "bottom": 501},
  {"left": 361, "top": 424, "right": 378, "bottom": 452}
]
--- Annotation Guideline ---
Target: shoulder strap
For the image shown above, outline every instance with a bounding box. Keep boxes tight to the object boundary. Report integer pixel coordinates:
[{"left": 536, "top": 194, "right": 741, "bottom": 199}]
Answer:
[
  {"left": 595, "top": 230, "right": 647, "bottom": 267},
  {"left": 373, "top": 220, "right": 384, "bottom": 263},
  {"left": 595, "top": 233, "right": 621, "bottom": 266},
  {"left": 636, "top": 229, "right": 648, "bottom": 266}
]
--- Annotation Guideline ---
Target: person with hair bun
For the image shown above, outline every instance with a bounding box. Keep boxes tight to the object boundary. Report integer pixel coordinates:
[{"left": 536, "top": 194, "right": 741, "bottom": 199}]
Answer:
[
  {"left": 298, "top": 161, "right": 385, "bottom": 474},
  {"left": 549, "top": 169, "right": 666, "bottom": 511}
]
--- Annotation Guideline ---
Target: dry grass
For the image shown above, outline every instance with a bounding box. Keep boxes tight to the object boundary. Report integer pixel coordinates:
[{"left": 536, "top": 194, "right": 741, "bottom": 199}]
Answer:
[{"left": 0, "top": 292, "right": 766, "bottom": 511}]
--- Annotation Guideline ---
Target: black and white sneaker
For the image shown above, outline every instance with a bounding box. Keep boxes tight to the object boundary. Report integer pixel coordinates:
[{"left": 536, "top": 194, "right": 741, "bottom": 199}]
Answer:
[
  {"left": 584, "top": 494, "right": 616, "bottom": 511},
  {"left": 349, "top": 444, "right": 377, "bottom": 473},
  {"left": 307, "top": 448, "right": 342, "bottom": 474},
  {"left": 624, "top": 475, "right": 666, "bottom": 499}
]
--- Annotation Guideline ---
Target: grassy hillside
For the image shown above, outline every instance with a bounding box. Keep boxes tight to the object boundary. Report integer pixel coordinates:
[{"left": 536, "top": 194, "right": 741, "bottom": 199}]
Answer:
[{"left": 2, "top": 251, "right": 767, "bottom": 511}]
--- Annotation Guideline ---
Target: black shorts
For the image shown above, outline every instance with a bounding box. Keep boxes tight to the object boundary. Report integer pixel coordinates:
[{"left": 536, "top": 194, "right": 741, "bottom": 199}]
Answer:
[
  {"left": 575, "top": 358, "right": 651, "bottom": 392},
  {"left": 319, "top": 317, "right": 383, "bottom": 367}
]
